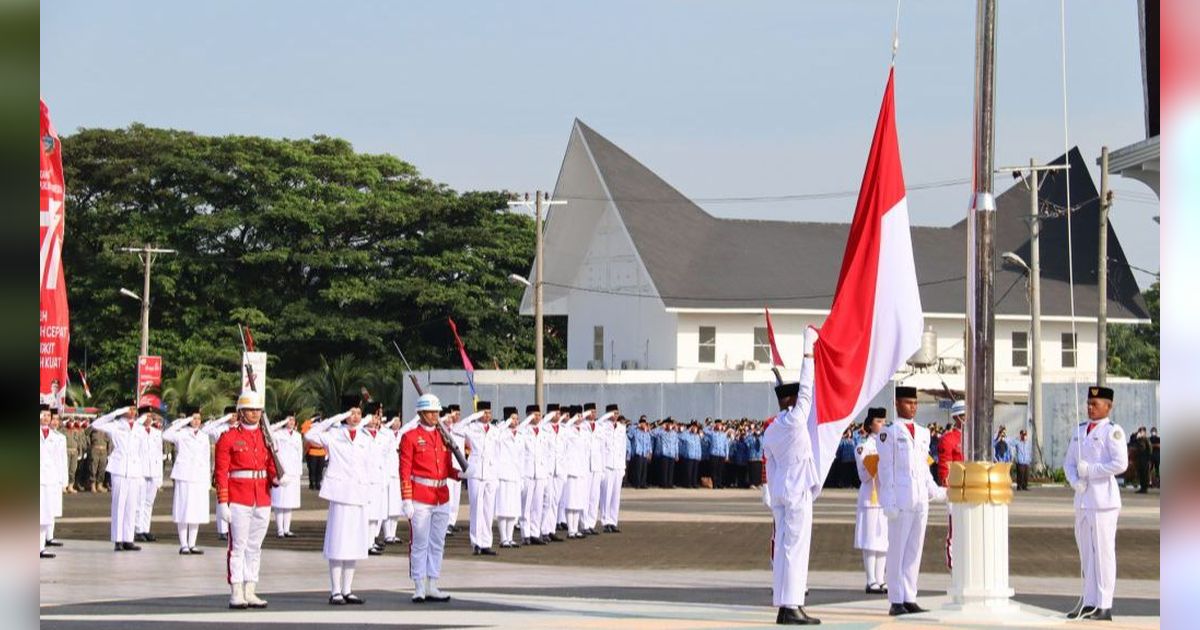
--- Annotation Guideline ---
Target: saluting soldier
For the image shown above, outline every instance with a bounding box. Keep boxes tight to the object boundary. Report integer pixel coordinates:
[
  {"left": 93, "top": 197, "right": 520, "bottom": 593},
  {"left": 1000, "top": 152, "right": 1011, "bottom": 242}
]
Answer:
[
  {"left": 39, "top": 405, "right": 67, "bottom": 558},
  {"left": 1063, "top": 386, "right": 1128, "bottom": 621},
  {"left": 162, "top": 406, "right": 211, "bottom": 554},
  {"left": 402, "top": 394, "right": 458, "bottom": 603},
  {"left": 494, "top": 407, "right": 523, "bottom": 548},
  {"left": 518, "top": 404, "right": 552, "bottom": 545},
  {"left": 540, "top": 405, "right": 567, "bottom": 542},
  {"left": 878, "top": 385, "right": 947, "bottom": 616},
  {"left": 92, "top": 404, "right": 146, "bottom": 551},
  {"left": 598, "top": 405, "right": 626, "bottom": 533},
  {"left": 268, "top": 412, "right": 304, "bottom": 538},
  {"left": 452, "top": 401, "right": 500, "bottom": 555},
  {"left": 135, "top": 411, "right": 165, "bottom": 543},
  {"left": 854, "top": 407, "right": 889, "bottom": 594}
]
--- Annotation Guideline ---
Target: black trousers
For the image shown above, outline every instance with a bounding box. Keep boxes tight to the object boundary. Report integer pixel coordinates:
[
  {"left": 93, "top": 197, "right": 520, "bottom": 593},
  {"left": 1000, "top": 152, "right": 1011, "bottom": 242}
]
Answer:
[
  {"left": 656, "top": 457, "right": 676, "bottom": 488},
  {"left": 709, "top": 456, "right": 726, "bottom": 488},
  {"left": 681, "top": 458, "right": 699, "bottom": 488},
  {"left": 627, "top": 455, "right": 648, "bottom": 488},
  {"left": 1015, "top": 463, "right": 1030, "bottom": 490},
  {"left": 748, "top": 460, "right": 764, "bottom": 487},
  {"left": 306, "top": 454, "right": 326, "bottom": 489}
]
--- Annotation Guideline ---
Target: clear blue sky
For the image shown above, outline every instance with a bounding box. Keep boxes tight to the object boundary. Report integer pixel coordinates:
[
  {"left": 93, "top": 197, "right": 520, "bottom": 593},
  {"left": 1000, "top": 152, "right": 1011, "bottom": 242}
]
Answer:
[{"left": 41, "top": 0, "right": 1159, "bottom": 288}]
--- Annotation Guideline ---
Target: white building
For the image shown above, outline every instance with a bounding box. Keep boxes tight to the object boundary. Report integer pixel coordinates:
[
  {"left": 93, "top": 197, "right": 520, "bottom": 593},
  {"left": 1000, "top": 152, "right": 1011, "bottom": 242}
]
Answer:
[{"left": 520, "top": 120, "right": 1151, "bottom": 402}]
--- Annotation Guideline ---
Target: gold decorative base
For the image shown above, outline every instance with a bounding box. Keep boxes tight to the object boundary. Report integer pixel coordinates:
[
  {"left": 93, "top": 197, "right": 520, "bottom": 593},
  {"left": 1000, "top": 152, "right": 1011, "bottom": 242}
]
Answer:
[{"left": 946, "top": 461, "right": 1013, "bottom": 504}]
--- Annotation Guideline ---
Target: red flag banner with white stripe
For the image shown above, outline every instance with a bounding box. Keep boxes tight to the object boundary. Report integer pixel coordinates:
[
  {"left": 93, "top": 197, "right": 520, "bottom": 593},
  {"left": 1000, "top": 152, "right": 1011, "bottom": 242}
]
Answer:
[
  {"left": 40, "top": 99, "right": 70, "bottom": 407},
  {"left": 764, "top": 307, "right": 785, "bottom": 367},
  {"left": 808, "top": 69, "right": 924, "bottom": 484}
]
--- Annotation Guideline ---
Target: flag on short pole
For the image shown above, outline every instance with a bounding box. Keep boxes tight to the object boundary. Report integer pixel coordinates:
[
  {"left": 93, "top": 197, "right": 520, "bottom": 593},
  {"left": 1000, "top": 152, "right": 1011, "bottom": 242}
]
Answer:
[
  {"left": 447, "top": 317, "right": 479, "bottom": 406},
  {"left": 764, "top": 307, "right": 785, "bottom": 367},
  {"left": 78, "top": 369, "right": 92, "bottom": 399},
  {"left": 808, "top": 68, "right": 925, "bottom": 486}
]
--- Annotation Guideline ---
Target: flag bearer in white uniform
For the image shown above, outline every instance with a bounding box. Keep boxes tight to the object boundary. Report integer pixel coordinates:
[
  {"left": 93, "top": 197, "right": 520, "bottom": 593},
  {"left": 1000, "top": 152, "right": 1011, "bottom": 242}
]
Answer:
[
  {"left": 762, "top": 327, "right": 820, "bottom": 626},
  {"left": 163, "top": 406, "right": 212, "bottom": 554},
  {"left": 453, "top": 401, "right": 499, "bottom": 555},
  {"left": 305, "top": 396, "right": 371, "bottom": 605},
  {"left": 494, "top": 406, "right": 523, "bottom": 548},
  {"left": 854, "top": 407, "right": 889, "bottom": 594},
  {"left": 518, "top": 404, "right": 551, "bottom": 545},
  {"left": 39, "top": 404, "right": 67, "bottom": 558},
  {"left": 441, "top": 404, "right": 465, "bottom": 536},
  {"left": 402, "top": 394, "right": 458, "bottom": 603},
  {"left": 878, "top": 385, "right": 947, "bottom": 616},
  {"left": 363, "top": 404, "right": 391, "bottom": 555},
  {"left": 203, "top": 406, "right": 237, "bottom": 540},
  {"left": 134, "top": 411, "right": 165, "bottom": 543},
  {"left": 92, "top": 404, "right": 146, "bottom": 551},
  {"left": 581, "top": 403, "right": 606, "bottom": 535},
  {"left": 599, "top": 404, "right": 626, "bottom": 533},
  {"left": 268, "top": 413, "right": 304, "bottom": 538},
  {"left": 1063, "top": 386, "right": 1128, "bottom": 622},
  {"left": 562, "top": 406, "right": 590, "bottom": 539},
  {"left": 540, "top": 404, "right": 567, "bottom": 543}
]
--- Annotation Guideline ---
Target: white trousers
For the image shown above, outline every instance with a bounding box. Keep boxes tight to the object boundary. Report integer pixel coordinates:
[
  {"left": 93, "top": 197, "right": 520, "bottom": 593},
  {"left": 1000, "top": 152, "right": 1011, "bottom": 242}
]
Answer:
[
  {"left": 885, "top": 506, "right": 928, "bottom": 604},
  {"left": 384, "top": 518, "right": 399, "bottom": 540},
  {"left": 542, "top": 476, "right": 564, "bottom": 535},
  {"left": 227, "top": 504, "right": 270, "bottom": 584},
  {"left": 274, "top": 508, "right": 293, "bottom": 535},
  {"left": 110, "top": 474, "right": 142, "bottom": 543},
  {"left": 137, "top": 478, "right": 158, "bottom": 533},
  {"left": 446, "top": 479, "right": 462, "bottom": 526},
  {"left": 556, "top": 476, "right": 568, "bottom": 523},
  {"left": 521, "top": 478, "right": 546, "bottom": 538},
  {"left": 583, "top": 471, "right": 603, "bottom": 529},
  {"left": 328, "top": 559, "right": 357, "bottom": 596},
  {"left": 410, "top": 501, "right": 450, "bottom": 581},
  {"left": 863, "top": 549, "right": 887, "bottom": 586},
  {"left": 599, "top": 469, "right": 623, "bottom": 526},
  {"left": 771, "top": 500, "right": 813, "bottom": 607},
  {"left": 1076, "top": 508, "right": 1119, "bottom": 609},
  {"left": 468, "top": 478, "right": 497, "bottom": 549},
  {"left": 177, "top": 523, "right": 199, "bottom": 549}
]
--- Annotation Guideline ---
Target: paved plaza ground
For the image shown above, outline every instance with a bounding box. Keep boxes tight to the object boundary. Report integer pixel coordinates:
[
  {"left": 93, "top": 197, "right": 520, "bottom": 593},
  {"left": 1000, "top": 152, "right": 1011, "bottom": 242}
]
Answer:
[{"left": 41, "top": 484, "right": 1160, "bottom": 628}]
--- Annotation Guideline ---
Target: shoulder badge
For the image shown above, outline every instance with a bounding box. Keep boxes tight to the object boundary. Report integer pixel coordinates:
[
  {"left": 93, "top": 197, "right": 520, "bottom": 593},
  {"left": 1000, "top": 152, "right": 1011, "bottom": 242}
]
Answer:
[
  {"left": 856, "top": 446, "right": 863, "bottom": 455},
  {"left": 1110, "top": 427, "right": 1124, "bottom": 442},
  {"left": 879, "top": 432, "right": 887, "bottom": 443}
]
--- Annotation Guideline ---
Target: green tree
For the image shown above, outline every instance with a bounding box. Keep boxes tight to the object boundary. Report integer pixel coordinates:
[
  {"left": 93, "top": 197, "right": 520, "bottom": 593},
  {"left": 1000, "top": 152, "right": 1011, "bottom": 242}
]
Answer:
[
  {"left": 266, "top": 377, "right": 317, "bottom": 421},
  {"left": 161, "top": 364, "right": 227, "bottom": 417},
  {"left": 1107, "top": 282, "right": 1159, "bottom": 380}
]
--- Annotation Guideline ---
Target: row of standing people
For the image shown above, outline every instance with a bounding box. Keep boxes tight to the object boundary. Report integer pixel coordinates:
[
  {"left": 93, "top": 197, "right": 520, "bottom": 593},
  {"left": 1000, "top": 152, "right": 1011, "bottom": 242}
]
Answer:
[{"left": 626, "top": 418, "right": 764, "bottom": 489}]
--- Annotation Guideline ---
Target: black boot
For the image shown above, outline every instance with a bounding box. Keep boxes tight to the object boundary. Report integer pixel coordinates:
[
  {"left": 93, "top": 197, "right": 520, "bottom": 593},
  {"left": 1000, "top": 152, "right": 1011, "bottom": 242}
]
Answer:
[
  {"left": 776, "top": 606, "right": 820, "bottom": 625},
  {"left": 902, "top": 602, "right": 927, "bottom": 614},
  {"left": 1087, "top": 608, "right": 1112, "bottom": 621},
  {"left": 888, "top": 604, "right": 908, "bottom": 616},
  {"left": 122, "top": 542, "right": 142, "bottom": 551},
  {"left": 1066, "top": 603, "right": 1094, "bottom": 619}
]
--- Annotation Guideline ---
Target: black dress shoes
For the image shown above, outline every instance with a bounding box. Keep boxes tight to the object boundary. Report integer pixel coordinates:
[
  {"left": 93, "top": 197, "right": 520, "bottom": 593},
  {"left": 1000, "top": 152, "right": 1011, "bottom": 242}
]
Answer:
[
  {"left": 45, "top": 539, "right": 63, "bottom": 547},
  {"left": 903, "top": 602, "right": 927, "bottom": 614},
  {"left": 122, "top": 542, "right": 141, "bottom": 551},
  {"left": 548, "top": 534, "right": 564, "bottom": 542},
  {"left": 343, "top": 593, "right": 365, "bottom": 605},
  {"left": 888, "top": 604, "right": 909, "bottom": 616},
  {"left": 1066, "top": 604, "right": 1095, "bottom": 619},
  {"left": 1088, "top": 608, "right": 1112, "bottom": 621},
  {"left": 328, "top": 594, "right": 346, "bottom": 606},
  {"left": 189, "top": 547, "right": 204, "bottom": 555},
  {"left": 40, "top": 551, "right": 55, "bottom": 559},
  {"left": 776, "top": 606, "right": 820, "bottom": 625}
]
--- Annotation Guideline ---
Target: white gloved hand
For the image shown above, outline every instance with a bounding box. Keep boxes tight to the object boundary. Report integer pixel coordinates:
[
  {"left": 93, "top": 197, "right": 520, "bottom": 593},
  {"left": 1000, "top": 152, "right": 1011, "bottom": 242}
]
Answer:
[
  {"left": 1076, "top": 460, "right": 1090, "bottom": 479},
  {"left": 217, "top": 502, "right": 231, "bottom": 523},
  {"left": 803, "top": 326, "right": 820, "bottom": 356},
  {"left": 402, "top": 499, "right": 415, "bottom": 519},
  {"left": 761, "top": 483, "right": 772, "bottom": 508},
  {"left": 932, "top": 487, "right": 949, "bottom": 503},
  {"left": 1071, "top": 481, "right": 1087, "bottom": 494},
  {"left": 883, "top": 507, "right": 900, "bottom": 520}
]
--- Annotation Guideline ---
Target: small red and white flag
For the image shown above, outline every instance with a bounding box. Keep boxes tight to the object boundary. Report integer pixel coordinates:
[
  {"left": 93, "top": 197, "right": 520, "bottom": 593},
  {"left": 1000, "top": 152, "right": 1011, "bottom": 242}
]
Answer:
[
  {"left": 77, "top": 369, "right": 92, "bottom": 399},
  {"left": 764, "top": 307, "right": 785, "bottom": 367},
  {"left": 808, "top": 68, "right": 924, "bottom": 485}
]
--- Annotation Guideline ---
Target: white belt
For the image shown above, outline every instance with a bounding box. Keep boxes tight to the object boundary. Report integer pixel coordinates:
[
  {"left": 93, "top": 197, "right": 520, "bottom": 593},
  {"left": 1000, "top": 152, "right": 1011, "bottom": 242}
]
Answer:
[
  {"left": 229, "top": 470, "right": 267, "bottom": 479},
  {"left": 412, "top": 476, "right": 447, "bottom": 488}
]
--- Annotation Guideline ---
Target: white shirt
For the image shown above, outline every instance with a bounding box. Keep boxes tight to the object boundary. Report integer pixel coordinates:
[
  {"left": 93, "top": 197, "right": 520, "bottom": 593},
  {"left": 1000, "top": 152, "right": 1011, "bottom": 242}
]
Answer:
[
  {"left": 306, "top": 413, "right": 371, "bottom": 505},
  {"left": 163, "top": 418, "right": 212, "bottom": 483},
  {"left": 453, "top": 413, "right": 500, "bottom": 481},
  {"left": 877, "top": 420, "right": 945, "bottom": 511},
  {"left": 40, "top": 427, "right": 67, "bottom": 487},
  {"left": 763, "top": 357, "right": 819, "bottom": 509},
  {"left": 1063, "top": 418, "right": 1128, "bottom": 511},
  {"left": 268, "top": 422, "right": 305, "bottom": 484},
  {"left": 854, "top": 435, "right": 881, "bottom": 508},
  {"left": 92, "top": 407, "right": 145, "bottom": 478}
]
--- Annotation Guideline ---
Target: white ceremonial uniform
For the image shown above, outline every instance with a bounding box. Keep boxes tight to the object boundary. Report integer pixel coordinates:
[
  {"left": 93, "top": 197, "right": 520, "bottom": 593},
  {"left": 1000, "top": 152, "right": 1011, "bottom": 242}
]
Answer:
[
  {"left": 854, "top": 436, "right": 887, "bottom": 552},
  {"left": 454, "top": 413, "right": 500, "bottom": 550},
  {"left": 443, "top": 416, "right": 466, "bottom": 529},
  {"left": 563, "top": 418, "right": 590, "bottom": 535},
  {"left": 600, "top": 417, "right": 627, "bottom": 528},
  {"left": 762, "top": 355, "right": 819, "bottom": 608},
  {"left": 364, "top": 426, "right": 391, "bottom": 544},
  {"left": 40, "top": 426, "right": 67, "bottom": 550},
  {"left": 494, "top": 424, "right": 523, "bottom": 544},
  {"left": 269, "top": 422, "right": 304, "bottom": 535},
  {"left": 1064, "top": 417, "right": 1128, "bottom": 611},
  {"left": 92, "top": 407, "right": 144, "bottom": 543},
  {"left": 583, "top": 418, "right": 606, "bottom": 531},
  {"left": 382, "top": 418, "right": 415, "bottom": 541},
  {"left": 542, "top": 416, "right": 568, "bottom": 535},
  {"left": 49, "top": 428, "right": 67, "bottom": 521},
  {"left": 877, "top": 419, "right": 947, "bottom": 605},
  {"left": 306, "top": 414, "right": 372, "bottom": 561},
  {"left": 519, "top": 417, "right": 552, "bottom": 539},
  {"left": 135, "top": 425, "right": 165, "bottom": 536},
  {"left": 201, "top": 415, "right": 236, "bottom": 534},
  {"left": 162, "top": 418, "right": 212, "bottom": 549}
]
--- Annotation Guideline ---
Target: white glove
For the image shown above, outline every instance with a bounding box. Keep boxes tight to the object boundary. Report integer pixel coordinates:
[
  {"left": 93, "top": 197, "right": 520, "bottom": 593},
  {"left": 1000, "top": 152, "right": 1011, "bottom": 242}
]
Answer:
[
  {"left": 1076, "top": 460, "right": 1090, "bottom": 479},
  {"left": 932, "top": 487, "right": 948, "bottom": 504},
  {"left": 761, "top": 483, "right": 772, "bottom": 508},
  {"left": 217, "top": 502, "right": 231, "bottom": 523},
  {"left": 803, "top": 326, "right": 819, "bottom": 356},
  {"left": 402, "top": 499, "right": 415, "bottom": 519},
  {"left": 1071, "top": 481, "right": 1087, "bottom": 494},
  {"left": 883, "top": 507, "right": 900, "bottom": 520}
]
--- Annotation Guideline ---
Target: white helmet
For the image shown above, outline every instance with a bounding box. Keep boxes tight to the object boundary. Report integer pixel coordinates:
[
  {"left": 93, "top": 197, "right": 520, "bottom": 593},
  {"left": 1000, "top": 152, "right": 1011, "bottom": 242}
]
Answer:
[
  {"left": 415, "top": 393, "right": 442, "bottom": 413},
  {"left": 950, "top": 400, "right": 966, "bottom": 418}
]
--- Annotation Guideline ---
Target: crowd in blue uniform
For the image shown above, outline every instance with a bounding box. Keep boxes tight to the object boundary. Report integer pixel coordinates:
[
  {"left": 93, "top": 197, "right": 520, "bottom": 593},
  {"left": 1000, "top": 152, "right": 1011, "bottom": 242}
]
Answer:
[{"left": 623, "top": 416, "right": 765, "bottom": 489}]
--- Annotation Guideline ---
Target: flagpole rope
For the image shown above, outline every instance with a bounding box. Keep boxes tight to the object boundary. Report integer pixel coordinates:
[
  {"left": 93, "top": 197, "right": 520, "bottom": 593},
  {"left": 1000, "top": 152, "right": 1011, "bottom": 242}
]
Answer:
[
  {"left": 891, "top": 0, "right": 902, "bottom": 65},
  {"left": 1060, "top": 0, "right": 1081, "bottom": 424}
]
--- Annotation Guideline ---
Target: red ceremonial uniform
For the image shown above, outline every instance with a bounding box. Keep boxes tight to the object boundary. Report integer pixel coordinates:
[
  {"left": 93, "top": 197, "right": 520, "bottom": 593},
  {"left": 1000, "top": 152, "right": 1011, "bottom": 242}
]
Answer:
[
  {"left": 215, "top": 424, "right": 278, "bottom": 507},
  {"left": 936, "top": 426, "right": 963, "bottom": 486},
  {"left": 400, "top": 426, "right": 458, "bottom": 505}
]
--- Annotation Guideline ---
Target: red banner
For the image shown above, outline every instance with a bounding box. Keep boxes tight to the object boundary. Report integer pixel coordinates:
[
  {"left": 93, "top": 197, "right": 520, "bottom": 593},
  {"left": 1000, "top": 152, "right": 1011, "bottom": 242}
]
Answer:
[
  {"left": 136, "top": 355, "right": 162, "bottom": 408},
  {"left": 40, "top": 100, "right": 70, "bottom": 408}
]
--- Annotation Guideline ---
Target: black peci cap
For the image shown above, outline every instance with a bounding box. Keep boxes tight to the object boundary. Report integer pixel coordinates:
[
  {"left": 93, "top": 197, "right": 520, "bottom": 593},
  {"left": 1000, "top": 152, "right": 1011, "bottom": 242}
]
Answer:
[
  {"left": 526, "top": 404, "right": 540, "bottom": 414},
  {"left": 866, "top": 407, "right": 887, "bottom": 419},
  {"left": 341, "top": 395, "right": 362, "bottom": 410},
  {"left": 1088, "top": 386, "right": 1114, "bottom": 401},
  {"left": 223, "top": 405, "right": 237, "bottom": 414},
  {"left": 895, "top": 385, "right": 918, "bottom": 399},
  {"left": 583, "top": 402, "right": 597, "bottom": 412},
  {"left": 502, "top": 406, "right": 518, "bottom": 418},
  {"left": 476, "top": 400, "right": 491, "bottom": 411},
  {"left": 606, "top": 404, "right": 619, "bottom": 412},
  {"left": 447, "top": 404, "right": 461, "bottom": 412},
  {"left": 546, "top": 403, "right": 560, "bottom": 412},
  {"left": 774, "top": 382, "right": 800, "bottom": 399}
]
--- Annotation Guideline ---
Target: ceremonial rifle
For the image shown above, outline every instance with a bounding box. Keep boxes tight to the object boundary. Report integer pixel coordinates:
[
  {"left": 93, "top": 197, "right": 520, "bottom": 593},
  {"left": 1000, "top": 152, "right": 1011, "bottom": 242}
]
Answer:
[
  {"left": 238, "top": 324, "right": 286, "bottom": 479},
  {"left": 393, "top": 341, "right": 470, "bottom": 471}
]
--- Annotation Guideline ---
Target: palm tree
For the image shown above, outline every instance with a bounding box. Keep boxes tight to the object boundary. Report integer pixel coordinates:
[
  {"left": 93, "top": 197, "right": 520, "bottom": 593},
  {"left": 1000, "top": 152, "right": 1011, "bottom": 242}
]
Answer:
[
  {"left": 363, "top": 364, "right": 405, "bottom": 414},
  {"left": 161, "top": 365, "right": 227, "bottom": 417},
  {"left": 266, "top": 377, "right": 317, "bottom": 421},
  {"left": 304, "top": 354, "right": 370, "bottom": 416}
]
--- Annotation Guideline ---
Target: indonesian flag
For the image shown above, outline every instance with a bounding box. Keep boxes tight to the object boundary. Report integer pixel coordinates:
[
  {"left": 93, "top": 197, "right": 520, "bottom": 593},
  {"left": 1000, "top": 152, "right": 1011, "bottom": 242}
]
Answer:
[
  {"left": 808, "top": 68, "right": 924, "bottom": 484},
  {"left": 764, "top": 307, "right": 785, "bottom": 367},
  {"left": 40, "top": 99, "right": 70, "bottom": 406}
]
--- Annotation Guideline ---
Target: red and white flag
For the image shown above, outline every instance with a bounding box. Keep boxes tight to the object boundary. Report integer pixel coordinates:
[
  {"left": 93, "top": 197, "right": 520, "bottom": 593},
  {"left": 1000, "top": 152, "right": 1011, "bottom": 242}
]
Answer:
[
  {"left": 809, "top": 69, "right": 924, "bottom": 484},
  {"left": 763, "top": 307, "right": 785, "bottom": 367},
  {"left": 40, "top": 99, "right": 70, "bottom": 406}
]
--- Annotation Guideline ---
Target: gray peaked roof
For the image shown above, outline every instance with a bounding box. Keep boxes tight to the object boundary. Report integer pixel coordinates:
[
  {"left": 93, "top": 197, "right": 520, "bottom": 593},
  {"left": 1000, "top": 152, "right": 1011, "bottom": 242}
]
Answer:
[{"left": 554, "top": 120, "right": 1149, "bottom": 320}]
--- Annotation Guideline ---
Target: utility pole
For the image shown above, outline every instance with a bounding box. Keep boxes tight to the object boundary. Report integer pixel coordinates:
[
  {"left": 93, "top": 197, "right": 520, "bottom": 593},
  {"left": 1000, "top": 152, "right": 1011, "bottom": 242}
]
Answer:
[
  {"left": 1000, "top": 159, "right": 1069, "bottom": 474},
  {"left": 508, "top": 192, "right": 564, "bottom": 410},
  {"left": 120, "top": 245, "right": 176, "bottom": 356},
  {"left": 1097, "top": 146, "right": 1111, "bottom": 386}
]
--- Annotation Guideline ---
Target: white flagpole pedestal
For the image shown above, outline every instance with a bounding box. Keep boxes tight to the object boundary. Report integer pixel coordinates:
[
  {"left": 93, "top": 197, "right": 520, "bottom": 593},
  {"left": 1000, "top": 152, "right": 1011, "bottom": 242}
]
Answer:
[{"left": 912, "top": 462, "right": 1061, "bottom": 626}]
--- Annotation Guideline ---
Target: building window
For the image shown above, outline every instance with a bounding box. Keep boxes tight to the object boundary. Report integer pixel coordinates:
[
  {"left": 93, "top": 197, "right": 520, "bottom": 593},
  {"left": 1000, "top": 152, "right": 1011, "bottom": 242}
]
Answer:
[
  {"left": 1061, "top": 332, "right": 1077, "bottom": 368},
  {"left": 1012, "top": 331, "right": 1028, "bottom": 368},
  {"left": 698, "top": 326, "right": 716, "bottom": 363},
  {"left": 753, "top": 327, "right": 771, "bottom": 363},
  {"left": 593, "top": 326, "right": 604, "bottom": 362}
]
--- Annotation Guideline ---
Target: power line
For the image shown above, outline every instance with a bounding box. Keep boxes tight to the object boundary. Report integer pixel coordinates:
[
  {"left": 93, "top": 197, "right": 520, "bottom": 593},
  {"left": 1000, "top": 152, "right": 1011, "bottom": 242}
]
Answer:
[
  {"left": 536, "top": 177, "right": 972, "bottom": 206},
  {"left": 541, "top": 274, "right": 966, "bottom": 302}
]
